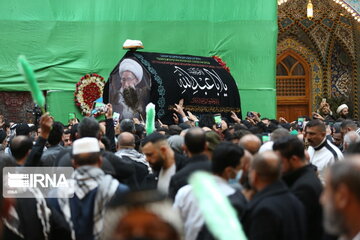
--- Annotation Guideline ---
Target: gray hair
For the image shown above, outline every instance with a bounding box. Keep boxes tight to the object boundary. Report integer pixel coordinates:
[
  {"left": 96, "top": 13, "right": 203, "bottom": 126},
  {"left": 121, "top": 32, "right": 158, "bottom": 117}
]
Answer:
[
  {"left": 344, "top": 131, "right": 360, "bottom": 145},
  {"left": 270, "top": 127, "right": 290, "bottom": 141},
  {"left": 329, "top": 159, "right": 360, "bottom": 201}
]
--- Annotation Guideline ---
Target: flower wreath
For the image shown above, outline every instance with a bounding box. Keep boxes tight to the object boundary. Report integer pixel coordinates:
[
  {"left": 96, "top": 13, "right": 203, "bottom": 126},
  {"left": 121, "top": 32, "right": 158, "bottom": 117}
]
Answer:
[
  {"left": 74, "top": 73, "right": 105, "bottom": 116},
  {"left": 212, "top": 56, "right": 231, "bottom": 73}
]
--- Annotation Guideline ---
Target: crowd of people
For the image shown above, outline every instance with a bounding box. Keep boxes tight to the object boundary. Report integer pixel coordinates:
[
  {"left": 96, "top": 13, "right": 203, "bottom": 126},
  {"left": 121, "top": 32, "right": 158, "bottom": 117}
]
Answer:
[{"left": 0, "top": 100, "right": 359, "bottom": 240}]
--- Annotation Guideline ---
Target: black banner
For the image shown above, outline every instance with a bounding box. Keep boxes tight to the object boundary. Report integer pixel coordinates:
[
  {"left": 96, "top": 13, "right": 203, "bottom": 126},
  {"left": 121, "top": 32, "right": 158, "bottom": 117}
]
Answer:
[{"left": 104, "top": 51, "right": 241, "bottom": 124}]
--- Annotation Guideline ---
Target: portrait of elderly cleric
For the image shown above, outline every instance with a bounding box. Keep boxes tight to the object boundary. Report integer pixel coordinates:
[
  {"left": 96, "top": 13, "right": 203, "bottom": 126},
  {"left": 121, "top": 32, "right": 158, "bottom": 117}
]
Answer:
[{"left": 109, "top": 58, "right": 151, "bottom": 119}]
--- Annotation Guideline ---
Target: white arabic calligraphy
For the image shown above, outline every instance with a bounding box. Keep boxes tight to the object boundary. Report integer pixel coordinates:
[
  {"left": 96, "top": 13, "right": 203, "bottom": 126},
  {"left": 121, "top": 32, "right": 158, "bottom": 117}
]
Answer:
[{"left": 174, "top": 66, "right": 228, "bottom": 95}]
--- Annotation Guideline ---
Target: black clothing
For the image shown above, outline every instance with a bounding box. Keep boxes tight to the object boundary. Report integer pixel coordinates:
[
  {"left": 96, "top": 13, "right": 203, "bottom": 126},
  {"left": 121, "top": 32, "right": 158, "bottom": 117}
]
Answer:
[
  {"left": 141, "top": 153, "right": 188, "bottom": 190},
  {"left": 242, "top": 180, "right": 307, "bottom": 240},
  {"left": 57, "top": 149, "right": 115, "bottom": 174},
  {"left": 119, "top": 152, "right": 149, "bottom": 188},
  {"left": 105, "top": 118, "right": 116, "bottom": 152},
  {"left": 229, "top": 189, "right": 248, "bottom": 217},
  {"left": 56, "top": 148, "right": 137, "bottom": 186},
  {"left": 196, "top": 189, "right": 248, "bottom": 240},
  {"left": 41, "top": 144, "right": 64, "bottom": 166},
  {"left": 25, "top": 136, "right": 47, "bottom": 166},
  {"left": 282, "top": 165, "right": 324, "bottom": 240},
  {"left": 6, "top": 137, "right": 70, "bottom": 240},
  {"left": 168, "top": 154, "right": 210, "bottom": 200},
  {"left": 102, "top": 150, "right": 139, "bottom": 188},
  {"left": 4, "top": 195, "right": 71, "bottom": 240}
]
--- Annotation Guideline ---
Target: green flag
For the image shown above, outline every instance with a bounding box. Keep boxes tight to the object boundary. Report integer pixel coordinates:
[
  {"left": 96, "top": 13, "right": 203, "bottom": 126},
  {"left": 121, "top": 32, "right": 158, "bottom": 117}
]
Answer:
[{"left": 18, "top": 55, "right": 45, "bottom": 108}]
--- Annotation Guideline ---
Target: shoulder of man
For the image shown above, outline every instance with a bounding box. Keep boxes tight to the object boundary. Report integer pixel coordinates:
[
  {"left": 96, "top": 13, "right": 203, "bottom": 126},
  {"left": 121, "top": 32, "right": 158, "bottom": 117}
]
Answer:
[
  {"left": 174, "top": 153, "right": 189, "bottom": 171},
  {"left": 325, "top": 140, "right": 344, "bottom": 161},
  {"left": 228, "top": 189, "right": 248, "bottom": 217}
]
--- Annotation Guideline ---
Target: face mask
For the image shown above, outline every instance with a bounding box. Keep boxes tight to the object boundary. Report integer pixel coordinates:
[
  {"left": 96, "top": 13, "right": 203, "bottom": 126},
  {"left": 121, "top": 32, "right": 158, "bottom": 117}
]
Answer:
[{"left": 228, "top": 169, "right": 243, "bottom": 185}]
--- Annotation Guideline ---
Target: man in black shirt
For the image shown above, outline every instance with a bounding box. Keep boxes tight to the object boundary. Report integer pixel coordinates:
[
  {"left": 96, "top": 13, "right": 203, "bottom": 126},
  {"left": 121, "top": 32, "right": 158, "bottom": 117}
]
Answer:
[{"left": 273, "top": 136, "right": 323, "bottom": 240}]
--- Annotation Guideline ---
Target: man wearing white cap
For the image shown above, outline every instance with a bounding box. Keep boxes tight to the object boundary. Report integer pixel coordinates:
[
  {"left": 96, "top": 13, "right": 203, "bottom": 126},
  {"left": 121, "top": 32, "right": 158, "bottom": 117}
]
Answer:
[
  {"left": 337, "top": 104, "right": 349, "bottom": 119},
  {"left": 48, "top": 137, "right": 129, "bottom": 240},
  {"left": 110, "top": 58, "right": 151, "bottom": 119}
]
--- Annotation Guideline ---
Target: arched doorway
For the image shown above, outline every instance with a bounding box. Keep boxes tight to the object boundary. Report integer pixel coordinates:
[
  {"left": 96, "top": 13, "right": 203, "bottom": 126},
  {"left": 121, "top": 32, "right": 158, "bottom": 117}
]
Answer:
[{"left": 276, "top": 50, "right": 311, "bottom": 121}]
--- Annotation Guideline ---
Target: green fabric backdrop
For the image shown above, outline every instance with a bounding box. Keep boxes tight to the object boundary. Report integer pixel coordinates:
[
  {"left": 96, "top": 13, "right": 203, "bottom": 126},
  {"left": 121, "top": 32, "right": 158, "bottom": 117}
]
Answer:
[{"left": 0, "top": 0, "right": 278, "bottom": 119}]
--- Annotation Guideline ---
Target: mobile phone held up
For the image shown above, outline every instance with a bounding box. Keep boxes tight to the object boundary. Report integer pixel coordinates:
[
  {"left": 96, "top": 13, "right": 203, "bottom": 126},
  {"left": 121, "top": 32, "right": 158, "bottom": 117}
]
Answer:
[
  {"left": 214, "top": 114, "right": 222, "bottom": 129},
  {"left": 247, "top": 111, "right": 254, "bottom": 118},
  {"left": 297, "top": 117, "right": 305, "bottom": 129},
  {"left": 91, "top": 102, "right": 108, "bottom": 115},
  {"left": 113, "top": 112, "right": 120, "bottom": 125}
]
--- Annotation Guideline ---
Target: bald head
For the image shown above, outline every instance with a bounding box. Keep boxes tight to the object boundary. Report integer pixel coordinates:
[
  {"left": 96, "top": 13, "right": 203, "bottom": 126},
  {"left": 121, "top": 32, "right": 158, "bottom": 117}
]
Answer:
[
  {"left": 239, "top": 134, "right": 261, "bottom": 155},
  {"left": 344, "top": 131, "right": 360, "bottom": 148},
  {"left": 10, "top": 135, "right": 33, "bottom": 161},
  {"left": 117, "top": 132, "right": 135, "bottom": 150},
  {"left": 251, "top": 151, "right": 281, "bottom": 183},
  {"left": 184, "top": 127, "right": 206, "bottom": 155}
]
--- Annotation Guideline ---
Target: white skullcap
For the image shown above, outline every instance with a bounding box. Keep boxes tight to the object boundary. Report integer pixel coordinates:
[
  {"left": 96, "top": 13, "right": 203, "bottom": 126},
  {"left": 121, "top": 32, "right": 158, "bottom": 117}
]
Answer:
[
  {"left": 72, "top": 137, "right": 100, "bottom": 155},
  {"left": 336, "top": 104, "right": 348, "bottom": 114},
  {"left": 122, "top": 39, "right": 144, "bottom": 49},
  {"left": 119, "top": 58, "right": 143, "bottom": 86}
]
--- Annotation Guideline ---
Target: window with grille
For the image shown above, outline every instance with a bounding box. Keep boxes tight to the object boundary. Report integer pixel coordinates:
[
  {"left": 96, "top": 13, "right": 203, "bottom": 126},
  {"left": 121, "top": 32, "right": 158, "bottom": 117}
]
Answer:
[{"left": 276, "top": 54, "right": 307, "bottom": 97}]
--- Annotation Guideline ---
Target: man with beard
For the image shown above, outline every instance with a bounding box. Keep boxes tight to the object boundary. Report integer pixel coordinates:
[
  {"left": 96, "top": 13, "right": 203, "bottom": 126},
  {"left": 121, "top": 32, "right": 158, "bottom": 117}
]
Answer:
[
  {"left": 331, "top": 123, "right": 343, "bottom": 151},
  {"left": 321, "top": 159, "right": 360, "bottom": 240},
  {"left": 341, "top": 120, "right": 360, "bottom": 137},
  {"left": 273, "top": 136, "right": 324, "bottom": 240},
  {"left": 141, "top": 133, "right": 188, "bottom": 194},
  {"left": 110, "top": 58, "right": 151, "bottom": 119},
  {"left": 242, "top": 151, "right": 307, "bottom": 240},
  {"left": 306, "top": 119, "right": 344, "bottom": 184},
  {"left": 314, "top": 101, "right": 336, "bottom": 122},
  {"left": 337, "top": 104, "right": 350, "bottom": 119}
]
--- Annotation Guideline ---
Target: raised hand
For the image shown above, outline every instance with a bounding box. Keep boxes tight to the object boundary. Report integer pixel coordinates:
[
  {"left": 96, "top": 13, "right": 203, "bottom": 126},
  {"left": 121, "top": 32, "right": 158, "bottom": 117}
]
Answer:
[
  {"left": 230, "top": 111, "right": 241, "bottom": 123},
  {"left": 40, "top": 113, "right": 53, "bottom": 139},
  {"left": 105, "top": 103, "right": 113, "bottom": 119},
  {"left": 173, "top": 99, "right": 186, "bottom": 118},
  {"left": 187, "top": 111, "right": 199, "bottom": 122}
]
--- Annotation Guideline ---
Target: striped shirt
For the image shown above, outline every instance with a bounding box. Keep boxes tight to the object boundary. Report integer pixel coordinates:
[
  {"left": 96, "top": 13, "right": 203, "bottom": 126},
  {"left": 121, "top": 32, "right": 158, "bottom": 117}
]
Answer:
[{"left": 308, "top": 139, "right": 344, "bottom": 184}]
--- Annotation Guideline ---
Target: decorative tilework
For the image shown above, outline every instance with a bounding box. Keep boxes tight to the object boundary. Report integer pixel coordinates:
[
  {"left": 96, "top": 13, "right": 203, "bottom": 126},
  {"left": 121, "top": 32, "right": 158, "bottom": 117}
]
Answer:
[
  {"left": 277, "top": 38, "right": 323, "bottom": 111},
  {"left": 300, "top": 19, "right": 315, "bottom": 28},
  {"left": 278, "top": 9, "right": 288, "bottom": 19},
  {"left": 331, "top": 42, "right": 352, "bottom": 97},
  {"left": 278, "top": 0, "right": 358, "bottom": 117},
  {"left": 310, "top": 25, "right": 331, "bottom": 61},
  {"left": 322, "top": 18, "right": 334, "bottom": 29},
  {"left": 292, "top": 10, "right": 305, "bottom": 20},
  {"left": 334, "top": 24, "right": 356, "bottom": 60},
  {"left": 279, "top": 0, "right": 360, "bottom": 19},
  {"left": 281, "top": 17, "right": 294, "bottom": 28},
  {"left": 328, "top": 8, "right": 339, "bottom": 19},
  {"left": 340, "top": 16, "right": 352, "bottom": 26}
]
